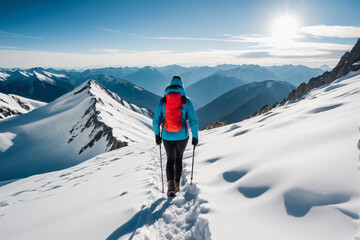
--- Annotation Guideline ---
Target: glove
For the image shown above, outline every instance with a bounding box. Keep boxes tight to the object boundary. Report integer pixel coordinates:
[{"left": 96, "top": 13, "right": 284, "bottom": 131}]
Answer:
[
  {"left": 155, "top": 135, "right": 162, "bottom": 145},
  {"left": 192, "top": 137, "right": 198, "bottom": 146}
]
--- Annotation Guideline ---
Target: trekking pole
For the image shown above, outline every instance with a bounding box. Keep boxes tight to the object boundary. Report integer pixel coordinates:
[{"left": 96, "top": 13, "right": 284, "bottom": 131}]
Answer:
[
  {"left": 159, "top": 143, "right": 164, "bottom": 193},
  {"left": 190, "top": 145, "right": 195, "bottom": 185}
]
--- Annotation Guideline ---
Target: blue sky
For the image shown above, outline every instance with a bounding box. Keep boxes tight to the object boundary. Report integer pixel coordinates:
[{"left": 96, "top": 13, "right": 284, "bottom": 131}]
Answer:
[{"left": 0, "top": 0, "right": 359, "bottom": 68}]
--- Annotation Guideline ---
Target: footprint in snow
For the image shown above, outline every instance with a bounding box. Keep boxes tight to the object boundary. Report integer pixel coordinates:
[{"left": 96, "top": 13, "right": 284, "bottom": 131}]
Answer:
[
  {"left": 223, "top": 170, "right": 248, "bottom": 183},
  {"left": 237, "top": 186, "right": 270, "bottom": 198},
  {"left": 233, "top": 130, "right": 250, "bottom": 137},
  {"left": 283, "top": 188, "right": 351, "bottom": 218},
  {"left": 307, "top": 103, "right": 342, "bottom": 114}
]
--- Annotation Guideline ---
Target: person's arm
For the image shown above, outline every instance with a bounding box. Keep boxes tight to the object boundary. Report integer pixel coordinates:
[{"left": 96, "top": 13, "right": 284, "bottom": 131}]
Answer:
[
  {"left": 186, "top": 98, "right": 199, "bottom": 140},
  {"left": 152, "top": 100, "right": 163, "bottom": 137}
]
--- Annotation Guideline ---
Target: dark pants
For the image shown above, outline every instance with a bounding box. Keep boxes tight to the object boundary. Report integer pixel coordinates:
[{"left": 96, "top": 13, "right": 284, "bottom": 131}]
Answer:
[{"left": 163, "top": 137, "right": 189, "bottom": 182}]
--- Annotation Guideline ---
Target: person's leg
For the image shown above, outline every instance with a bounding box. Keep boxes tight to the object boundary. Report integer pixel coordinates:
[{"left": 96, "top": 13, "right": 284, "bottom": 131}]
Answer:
[
  {"left": 162, "top": 139, "right": 176, "bottom": 182},
  {"left": 174, "top": 137, "right": 189, "bottom": 184}
]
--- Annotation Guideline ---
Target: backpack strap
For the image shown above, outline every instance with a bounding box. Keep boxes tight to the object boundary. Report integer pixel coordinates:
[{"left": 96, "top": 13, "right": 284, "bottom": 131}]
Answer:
[
  {"left": 162, "top": 95, "right": 186, "bottom": 105},
  {"left": 181, "top": 96, "right": 186, "bottom": 105}
]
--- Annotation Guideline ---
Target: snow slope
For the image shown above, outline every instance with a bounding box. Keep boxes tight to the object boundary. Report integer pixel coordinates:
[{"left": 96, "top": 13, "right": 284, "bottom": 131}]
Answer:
[
  {"left": 0, "top": 71, "right": 359, "bottom": 239},
  {"left": 0, "top": 93, "right": 46, "bottom": 119},
  {"left": 0, "top": 80, "right": 153, "bottom": 181}
]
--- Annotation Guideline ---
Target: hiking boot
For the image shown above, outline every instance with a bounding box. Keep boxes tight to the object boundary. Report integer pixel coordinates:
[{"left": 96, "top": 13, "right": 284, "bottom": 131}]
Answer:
[
  {"left": 167, "top": 180, "right": 176, "bottom": 196},
  {"left": 175, "top": 181, "right": 180, "bottom": 192}
]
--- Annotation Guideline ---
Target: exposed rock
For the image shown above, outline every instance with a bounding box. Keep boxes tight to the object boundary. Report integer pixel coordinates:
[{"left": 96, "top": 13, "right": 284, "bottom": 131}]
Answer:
[
  {"left": 287, "top": 38, "right": 360, "bottom": 101},
  {"left": 272, "top": 102, "right": 280, "bottom": 108},
  {"left": 203, "top": 120, "right": 228, "bottom": 130},
  {"left": 259, "top": 105, "right": 271, "bottom": 115},
  {"left": 249, "top": 38, "right": 360, "bottom": 119}
]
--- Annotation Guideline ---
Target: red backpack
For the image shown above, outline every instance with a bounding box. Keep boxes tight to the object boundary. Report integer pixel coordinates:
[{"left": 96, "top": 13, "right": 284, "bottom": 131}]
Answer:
[{"left": 162, "top": 92, "right": 186, "bottom": 132}]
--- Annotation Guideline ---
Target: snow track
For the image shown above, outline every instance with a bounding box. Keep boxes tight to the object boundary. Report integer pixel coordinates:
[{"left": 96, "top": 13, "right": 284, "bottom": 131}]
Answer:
[{"left": 107, "top": 146, "right": 211, "bottom": 240}]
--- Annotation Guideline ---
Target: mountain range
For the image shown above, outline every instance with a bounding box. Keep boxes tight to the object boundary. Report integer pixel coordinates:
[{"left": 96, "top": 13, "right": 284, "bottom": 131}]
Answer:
[
  {"left": 0, "top": 64, "right": 325, "bottom": 108},
  {"left": 196, "top": 80, "right": 296, "bottom": 128}
]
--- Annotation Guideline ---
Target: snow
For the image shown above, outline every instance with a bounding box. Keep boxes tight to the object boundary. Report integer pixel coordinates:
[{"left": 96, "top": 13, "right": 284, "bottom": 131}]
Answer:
[
  {"left": 42, "top": 70, "right": 67, "bottom": 79},
  {"left": 134, "top": 86, "right": 144, "bottom": 91},
  {"left": 0, "top": 132, "right": 16, "bottom": 152},
  {"left": 353, "top": 61, "right": 360, "bottom": 66},
  {"left": 0, "top": 71, "right": 359, "bottom": 239},
  {"left": 19, "top": 71, "right": 30, "bottom": 77},
  {"left": 33, "top": 71, "right": 56, "bottom": 84},
  {"left": 0, "top": 93, "right": 46, "bottom": 119},
  {"left": 0, "top": 72, "right": 10, "bottom": 81}
]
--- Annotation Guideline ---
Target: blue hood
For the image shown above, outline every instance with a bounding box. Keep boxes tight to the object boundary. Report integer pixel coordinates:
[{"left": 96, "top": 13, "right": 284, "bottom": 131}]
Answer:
[
  {"left": 170, "top": 76, "right": 184, "bottom": 88},
  {"left": 164, "top": 76, "right": 186, "bottom": 96}
]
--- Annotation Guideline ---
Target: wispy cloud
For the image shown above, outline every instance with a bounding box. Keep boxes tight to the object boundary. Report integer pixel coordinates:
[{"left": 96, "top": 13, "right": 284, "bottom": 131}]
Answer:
[
  {"left": 298, "top": 25, "right": 360, "bottom": 38},
  {"left": 0, "top": 45, "right": 19, "bottom": 49},
  {"left": 0, "top": 30, "right": 44, "bottom": 40},
  {"left": 96, "top": 27, "right": 122, "bottom": 34},
  {"left": 143, "top": 36, "right": 230, "bottom": 42}
]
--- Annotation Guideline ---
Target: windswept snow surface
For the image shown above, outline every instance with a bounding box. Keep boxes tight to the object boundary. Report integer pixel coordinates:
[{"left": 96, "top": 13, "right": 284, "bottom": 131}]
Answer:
[{"left": 0, "top": 71, "right": 359, "bottom": 239}]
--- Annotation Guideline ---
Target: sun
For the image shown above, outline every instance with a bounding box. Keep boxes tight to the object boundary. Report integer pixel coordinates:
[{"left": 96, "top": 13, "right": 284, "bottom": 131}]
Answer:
[{"left": 272, "top": 15, "right": 298, "bottom": 41}]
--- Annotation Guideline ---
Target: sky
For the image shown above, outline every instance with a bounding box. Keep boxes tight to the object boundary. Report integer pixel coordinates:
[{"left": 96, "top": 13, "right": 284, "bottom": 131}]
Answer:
[{"left": 0, "top": 0, "right": 359, "bottom": 68}]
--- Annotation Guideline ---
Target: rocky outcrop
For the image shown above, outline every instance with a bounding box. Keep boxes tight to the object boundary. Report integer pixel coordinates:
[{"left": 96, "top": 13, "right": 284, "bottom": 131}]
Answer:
[
  {"left": 251, "top": 38, "right": 360, "bottom": 117},
  {"left": 288, "top": 38, "right": 360, "bottom": 101},
  {"left": 203, "top": 121, "right": 228, "bottom": 130}
]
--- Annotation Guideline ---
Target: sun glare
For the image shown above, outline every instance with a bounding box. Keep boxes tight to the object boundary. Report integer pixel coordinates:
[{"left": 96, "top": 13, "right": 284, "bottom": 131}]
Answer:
[{"left": 272, "top": 15, "right": 298, "bottom": 41}]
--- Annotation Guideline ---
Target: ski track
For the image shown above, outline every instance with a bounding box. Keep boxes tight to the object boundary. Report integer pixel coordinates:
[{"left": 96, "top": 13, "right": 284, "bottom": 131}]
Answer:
[{"left": 107, "top": 145, "right": 211, "bottom": 240}]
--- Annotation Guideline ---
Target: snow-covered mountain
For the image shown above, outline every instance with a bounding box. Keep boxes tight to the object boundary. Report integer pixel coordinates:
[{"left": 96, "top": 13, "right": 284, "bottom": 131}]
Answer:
[
  {"left": 80, "top": 74, "right": 161, "bottom": 111},
  {"left": 0, "top": 93, "right": 46, "bottom": 119},
  {"left": 0, "top": 68, "right": 358, "bottom": 240},
  {"left": 1, "top": 68, "right": 74, "bottom": 102},
  {"left": 0, "top": 80, "right": 153, "bottom": 181}
]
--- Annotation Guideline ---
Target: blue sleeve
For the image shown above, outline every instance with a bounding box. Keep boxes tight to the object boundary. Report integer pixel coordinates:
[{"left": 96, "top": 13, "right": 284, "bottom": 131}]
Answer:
[
  {"left": 186, "top": 99, "right": 199, "bottom": 139},
  {"left": 152, "top": 100, "right": 163, "bottom": 136}
]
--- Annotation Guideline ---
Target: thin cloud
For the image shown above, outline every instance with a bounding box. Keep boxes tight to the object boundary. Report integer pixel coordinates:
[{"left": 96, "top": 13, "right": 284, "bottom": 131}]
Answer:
[
  {"left": 299, "top": 25, "right": 360, "bottom": 38},
  {"left": 143, "top": 36, "right": 225, "bottom": 41},
  {"left": 0, "top": 45, "right": 19, "bottom": 49},
  {"left": 96, "top": 27, "right": 122, "bottom": 34},
  {"left": 0, "top": 30, "right": 44, "bottom": 40}
]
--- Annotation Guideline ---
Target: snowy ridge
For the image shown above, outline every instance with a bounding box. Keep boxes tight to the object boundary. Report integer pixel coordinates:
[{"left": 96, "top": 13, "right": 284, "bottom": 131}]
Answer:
[
  {"left": 0, "top": 80, "right": 153, "bottom": 181},
  {"left": 0, "top": 72, "right": 10, "bottom": 81},
  {"left": 0, "top": 93, "right": 46, "bottom": 119},
  {"left": 33, "top": 71, "right": 56, "bottom": 84},
  {"left": 42, "top": 70, "right": 67, "bottom": 79}
]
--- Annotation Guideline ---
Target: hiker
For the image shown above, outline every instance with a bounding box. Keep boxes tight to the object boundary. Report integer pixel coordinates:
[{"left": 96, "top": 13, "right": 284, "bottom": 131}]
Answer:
[{"left": 153, "top": 75, "right": 199, "bottom": 196}]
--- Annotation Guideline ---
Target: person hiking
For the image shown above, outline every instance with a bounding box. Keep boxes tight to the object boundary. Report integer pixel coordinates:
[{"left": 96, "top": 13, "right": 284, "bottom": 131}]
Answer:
[{"left": 153, "top": 75, "right": 199, "bottom": 196}]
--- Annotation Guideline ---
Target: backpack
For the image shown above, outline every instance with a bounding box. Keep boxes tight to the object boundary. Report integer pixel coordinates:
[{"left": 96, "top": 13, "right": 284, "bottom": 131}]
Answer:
[{"left": 162, "top": 92, "right": 186, "bottom": 132}]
